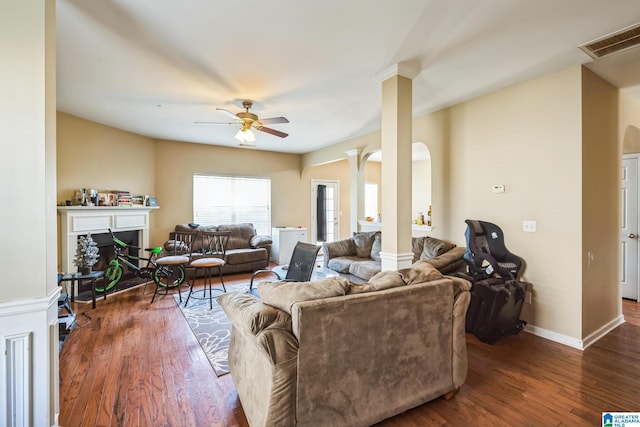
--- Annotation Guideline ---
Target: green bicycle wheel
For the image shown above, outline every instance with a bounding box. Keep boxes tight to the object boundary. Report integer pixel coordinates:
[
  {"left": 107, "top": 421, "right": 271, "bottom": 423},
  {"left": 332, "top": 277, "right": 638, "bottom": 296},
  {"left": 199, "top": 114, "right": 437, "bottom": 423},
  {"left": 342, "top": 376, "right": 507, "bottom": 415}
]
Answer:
[
  {"left": 97, "top": 263, "right": 123, "bottom": 292},
  {"left": 153, "top": 265, "right": 185, "bottom": 288}
]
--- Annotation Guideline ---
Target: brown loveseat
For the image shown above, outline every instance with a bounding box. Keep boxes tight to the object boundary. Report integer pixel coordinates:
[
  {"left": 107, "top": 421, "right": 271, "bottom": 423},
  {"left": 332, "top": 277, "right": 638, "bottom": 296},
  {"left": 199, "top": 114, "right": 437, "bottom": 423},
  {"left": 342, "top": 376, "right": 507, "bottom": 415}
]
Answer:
[
  {"left": 322, "top": 231, "right": 466, "bottom": 281},
  {"left": 169, "top": 223, "right": 272, "bottom": 275},
  {"left": 218, "top": 261, "right": 471, "bottom": 427}
]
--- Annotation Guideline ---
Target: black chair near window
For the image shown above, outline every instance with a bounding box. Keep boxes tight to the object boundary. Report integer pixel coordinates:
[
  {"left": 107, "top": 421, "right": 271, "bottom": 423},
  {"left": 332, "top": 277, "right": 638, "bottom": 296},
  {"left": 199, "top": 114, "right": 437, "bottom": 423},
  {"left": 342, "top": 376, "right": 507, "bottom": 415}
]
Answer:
[{"left": 248, "top": 241, "right": 321, "bottom": 291}]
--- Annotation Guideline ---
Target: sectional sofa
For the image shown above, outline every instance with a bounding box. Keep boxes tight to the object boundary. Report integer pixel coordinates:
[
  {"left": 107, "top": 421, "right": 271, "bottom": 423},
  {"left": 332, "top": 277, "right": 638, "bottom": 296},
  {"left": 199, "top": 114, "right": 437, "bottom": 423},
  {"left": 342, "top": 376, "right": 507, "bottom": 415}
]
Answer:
[
  {"left": 322, "top": 231, "right": 466, "bottom": 280},
  {"left": 168, "top": 223, "right": 272, "bottom": 275},
  {"left": 219, "top": 261, "right": 472, "bottom": 426}
]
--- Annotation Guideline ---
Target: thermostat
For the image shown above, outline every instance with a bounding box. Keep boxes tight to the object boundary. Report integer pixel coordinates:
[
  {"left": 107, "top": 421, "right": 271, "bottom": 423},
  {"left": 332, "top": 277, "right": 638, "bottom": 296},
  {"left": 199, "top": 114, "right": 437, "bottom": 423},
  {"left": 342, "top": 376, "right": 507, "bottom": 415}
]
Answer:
[{"left": 491, "top": 184, "right": 505, "bottom": 194}]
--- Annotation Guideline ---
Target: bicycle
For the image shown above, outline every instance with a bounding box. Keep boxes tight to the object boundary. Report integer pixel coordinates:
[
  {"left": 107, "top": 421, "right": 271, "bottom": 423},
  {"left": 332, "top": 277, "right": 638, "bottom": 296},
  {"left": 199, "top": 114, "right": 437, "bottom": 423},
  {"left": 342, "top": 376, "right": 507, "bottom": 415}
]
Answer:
[{"left": 98, "top": 229, "right": 186, "bottom": 293}]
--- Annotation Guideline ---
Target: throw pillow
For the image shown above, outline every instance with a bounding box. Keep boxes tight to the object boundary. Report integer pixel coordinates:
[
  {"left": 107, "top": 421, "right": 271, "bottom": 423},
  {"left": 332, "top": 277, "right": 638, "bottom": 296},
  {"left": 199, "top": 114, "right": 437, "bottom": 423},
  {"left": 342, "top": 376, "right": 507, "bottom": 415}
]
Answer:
[
  {"left": 352, "top": 231, "right": 379, "bottom": 258},
  {"left": 411, "top": 237, "right": 426, "bottom": 262},
  {"left": 421, "top": 237, "right": 455, "bottom": 260},
  {"left": 163, "top": 240, "right": 190, "bottom": 255},
  {"left": 250, "top": 235, "right": 273, "bottom": 247},
  {"left": 348, "top": 270, "right": 405, "bottom": 294},
  {"left": 370, "top": 234, "right": 382, "bottom": 262},
  {"left": 258, "top": 277, "right": 351, "bottom": 314},
  {"left": 398, "top": 260, "right": 444, "bottom": 285}
]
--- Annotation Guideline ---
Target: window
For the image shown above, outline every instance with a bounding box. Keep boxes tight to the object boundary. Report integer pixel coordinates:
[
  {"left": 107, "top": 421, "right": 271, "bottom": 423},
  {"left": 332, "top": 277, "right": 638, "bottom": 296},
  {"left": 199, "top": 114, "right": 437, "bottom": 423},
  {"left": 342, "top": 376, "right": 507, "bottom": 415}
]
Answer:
[
  {"left": 193, "top": 174, "right": 271, "bottom": 235},
  {"left": 365, "top": 182, "right": 378, "bottom": 219}
]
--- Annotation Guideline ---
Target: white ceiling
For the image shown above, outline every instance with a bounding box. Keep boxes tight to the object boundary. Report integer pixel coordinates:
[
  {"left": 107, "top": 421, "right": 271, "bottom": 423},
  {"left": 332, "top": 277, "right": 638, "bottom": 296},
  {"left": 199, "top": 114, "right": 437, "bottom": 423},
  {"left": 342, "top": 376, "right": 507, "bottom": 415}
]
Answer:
[{"left": 56, "top": 0, "right": 640, "bottom": 154}]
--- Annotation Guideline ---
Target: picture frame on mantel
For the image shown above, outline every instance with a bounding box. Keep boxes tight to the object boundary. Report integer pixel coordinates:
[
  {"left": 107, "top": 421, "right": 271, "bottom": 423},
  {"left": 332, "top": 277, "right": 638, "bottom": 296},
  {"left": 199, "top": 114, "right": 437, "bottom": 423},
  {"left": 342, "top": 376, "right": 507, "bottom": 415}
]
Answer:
[{"left": 147, "top": 197, "right": 158, "bottom": 207}]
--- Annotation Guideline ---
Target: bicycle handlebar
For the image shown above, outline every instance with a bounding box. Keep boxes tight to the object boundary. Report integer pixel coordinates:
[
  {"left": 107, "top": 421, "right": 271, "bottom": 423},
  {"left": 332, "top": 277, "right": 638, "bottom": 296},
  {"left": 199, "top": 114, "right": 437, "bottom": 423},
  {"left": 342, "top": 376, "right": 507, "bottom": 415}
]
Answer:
[{"left": 108, "top": 228, "right": 127, "bottom": 249}]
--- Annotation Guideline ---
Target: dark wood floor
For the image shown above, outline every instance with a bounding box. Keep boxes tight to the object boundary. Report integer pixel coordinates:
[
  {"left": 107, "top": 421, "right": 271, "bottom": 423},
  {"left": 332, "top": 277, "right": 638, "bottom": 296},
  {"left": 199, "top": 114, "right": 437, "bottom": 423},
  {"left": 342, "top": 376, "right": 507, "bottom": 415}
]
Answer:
[{"left": 59, "top": 275, "right": 640, "bottom": 426}]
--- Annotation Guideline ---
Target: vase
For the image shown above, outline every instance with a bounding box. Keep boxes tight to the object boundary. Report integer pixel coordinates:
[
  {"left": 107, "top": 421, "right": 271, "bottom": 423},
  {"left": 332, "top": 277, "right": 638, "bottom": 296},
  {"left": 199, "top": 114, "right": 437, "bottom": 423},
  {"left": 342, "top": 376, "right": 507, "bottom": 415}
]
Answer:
[{"left": 81, "top": 266, "right": 92, "bottom": 275}]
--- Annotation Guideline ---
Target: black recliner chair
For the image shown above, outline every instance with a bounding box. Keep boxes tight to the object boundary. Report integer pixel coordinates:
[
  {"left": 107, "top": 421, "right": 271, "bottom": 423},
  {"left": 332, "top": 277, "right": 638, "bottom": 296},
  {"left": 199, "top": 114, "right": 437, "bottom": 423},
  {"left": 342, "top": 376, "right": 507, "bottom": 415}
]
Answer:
[{"left": 463, "top": 219, "right": 523, "bottom": 280}]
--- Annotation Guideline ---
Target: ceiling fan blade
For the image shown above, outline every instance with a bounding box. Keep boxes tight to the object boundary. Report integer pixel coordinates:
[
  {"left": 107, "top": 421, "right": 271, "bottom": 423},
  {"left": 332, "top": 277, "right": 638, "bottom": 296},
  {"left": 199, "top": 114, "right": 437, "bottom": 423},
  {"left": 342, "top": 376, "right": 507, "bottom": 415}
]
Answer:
[
  {"left": 195, "top": 121, "right": 236, "bottom": 125},
  {"left": 258, "top": 116, "right": 289, "bottom": 125},
  {"left": 257, "top": 126, "right": 288, "bottom": 138},
  {"left": 216, "top": 108, "right": 240, "bottom": 121}
]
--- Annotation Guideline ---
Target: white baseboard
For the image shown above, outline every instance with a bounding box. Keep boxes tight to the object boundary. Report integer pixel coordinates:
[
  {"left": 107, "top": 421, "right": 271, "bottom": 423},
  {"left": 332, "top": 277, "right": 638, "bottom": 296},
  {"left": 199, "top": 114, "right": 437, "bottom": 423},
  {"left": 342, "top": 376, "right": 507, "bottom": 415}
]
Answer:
[{"left": 524, "top": 314, "right": 625, "bottom": 350}]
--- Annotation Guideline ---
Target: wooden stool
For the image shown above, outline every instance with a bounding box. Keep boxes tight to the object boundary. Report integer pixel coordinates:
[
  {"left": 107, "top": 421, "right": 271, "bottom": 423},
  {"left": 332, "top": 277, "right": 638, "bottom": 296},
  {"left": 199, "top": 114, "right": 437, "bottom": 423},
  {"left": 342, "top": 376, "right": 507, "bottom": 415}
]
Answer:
[{"left": 185, "top": 257, "right": 226, "bottom": 309}]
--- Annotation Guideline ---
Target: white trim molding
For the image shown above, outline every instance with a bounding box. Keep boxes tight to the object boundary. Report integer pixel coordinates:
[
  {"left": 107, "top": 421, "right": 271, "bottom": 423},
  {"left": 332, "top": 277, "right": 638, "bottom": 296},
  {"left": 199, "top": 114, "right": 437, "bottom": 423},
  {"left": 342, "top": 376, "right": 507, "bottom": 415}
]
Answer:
[
  {"left": 57, "top": 206, "right": 158, "bottom": 274},
  {"left": 5, "top": 332, "right": 32, "bottom": 427},
  {"left": 375, "top": 63, "right": 421, "bottom": 82},
  {"left": 0, "top": 288, "right": 60, "bottom": 427},
  {"left": 523, "top": 314, "right": 625, "bottom": 350}
]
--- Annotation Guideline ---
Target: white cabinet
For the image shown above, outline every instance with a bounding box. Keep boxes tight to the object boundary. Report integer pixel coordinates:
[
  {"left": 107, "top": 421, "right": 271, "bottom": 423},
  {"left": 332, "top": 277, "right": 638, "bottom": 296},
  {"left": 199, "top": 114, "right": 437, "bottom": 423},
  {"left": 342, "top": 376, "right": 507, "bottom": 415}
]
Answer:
[{"left": 271, "top": 227, "right": 308, "bottom": 265}]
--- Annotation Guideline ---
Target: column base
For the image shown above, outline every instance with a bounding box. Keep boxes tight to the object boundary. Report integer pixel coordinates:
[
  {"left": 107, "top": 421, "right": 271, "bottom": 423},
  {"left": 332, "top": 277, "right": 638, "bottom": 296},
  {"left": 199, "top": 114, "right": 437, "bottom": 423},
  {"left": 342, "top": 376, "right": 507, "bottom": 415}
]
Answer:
[{"left": 380, "top": 251, "right": 414, "bottom": 271}]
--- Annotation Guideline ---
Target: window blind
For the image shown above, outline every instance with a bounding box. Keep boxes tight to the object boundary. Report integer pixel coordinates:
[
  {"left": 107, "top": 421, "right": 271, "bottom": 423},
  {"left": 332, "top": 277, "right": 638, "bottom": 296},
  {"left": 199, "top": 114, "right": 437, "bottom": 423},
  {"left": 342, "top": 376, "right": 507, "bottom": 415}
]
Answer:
[{"left": 193, "top": 174, "right": 271, "bottom": 235}]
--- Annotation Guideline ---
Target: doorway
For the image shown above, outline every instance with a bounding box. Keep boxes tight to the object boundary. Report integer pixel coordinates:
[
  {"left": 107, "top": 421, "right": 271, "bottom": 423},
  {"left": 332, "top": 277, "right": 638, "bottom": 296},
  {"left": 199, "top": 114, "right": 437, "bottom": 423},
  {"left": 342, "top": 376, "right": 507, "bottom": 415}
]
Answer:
[
  {"left": 622, "top": 154, "right": 640, "bottom": 301},
  {"left": 311, "top": 180, "right": 339, "bottom": 244}
]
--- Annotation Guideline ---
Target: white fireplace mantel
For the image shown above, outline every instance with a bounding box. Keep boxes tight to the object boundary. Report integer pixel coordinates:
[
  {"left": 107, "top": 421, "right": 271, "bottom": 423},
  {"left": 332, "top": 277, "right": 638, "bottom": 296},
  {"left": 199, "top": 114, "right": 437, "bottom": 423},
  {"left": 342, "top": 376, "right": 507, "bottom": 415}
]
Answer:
[{"left": 57, "top": 206, "right": 159, "bottom": 273}]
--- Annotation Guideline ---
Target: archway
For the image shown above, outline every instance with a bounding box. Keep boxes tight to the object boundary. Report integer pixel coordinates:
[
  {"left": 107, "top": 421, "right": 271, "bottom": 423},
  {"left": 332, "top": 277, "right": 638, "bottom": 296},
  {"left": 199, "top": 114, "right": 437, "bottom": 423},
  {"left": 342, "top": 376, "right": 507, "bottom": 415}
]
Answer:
[{"left": 364, "top": 142, "right": 432, "bottom": 224}]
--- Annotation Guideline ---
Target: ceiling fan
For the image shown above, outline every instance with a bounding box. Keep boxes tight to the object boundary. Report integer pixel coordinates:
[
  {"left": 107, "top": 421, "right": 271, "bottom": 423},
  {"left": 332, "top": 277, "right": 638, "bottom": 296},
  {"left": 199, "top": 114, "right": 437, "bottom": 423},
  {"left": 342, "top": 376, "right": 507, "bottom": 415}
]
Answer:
[{"left": 196, "top": 100, "right": 289, "bottom": 145}]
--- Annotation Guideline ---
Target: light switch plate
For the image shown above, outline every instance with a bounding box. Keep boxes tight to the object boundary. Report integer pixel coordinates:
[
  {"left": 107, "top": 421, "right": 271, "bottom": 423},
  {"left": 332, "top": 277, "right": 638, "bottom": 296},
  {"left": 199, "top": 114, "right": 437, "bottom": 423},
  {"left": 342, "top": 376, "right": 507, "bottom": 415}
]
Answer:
[
  {"left": 491, "top": 184, "right": 505, "bottom": 193},
  {"left": 523, "top": 220, "right": 536, "bottom": 232}
]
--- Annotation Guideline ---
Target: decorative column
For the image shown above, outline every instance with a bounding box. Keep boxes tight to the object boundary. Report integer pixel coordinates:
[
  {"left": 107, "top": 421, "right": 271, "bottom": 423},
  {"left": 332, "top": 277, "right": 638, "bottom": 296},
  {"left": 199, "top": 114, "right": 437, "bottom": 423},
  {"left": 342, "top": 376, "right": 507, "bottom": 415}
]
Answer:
[
  {"left": 0, "top": 0, "right": 59, "bottom": 425},
  {"left": 376, "top": 63, "right": 420, "bottom": 271},
  {"left": 346, "top": 148, "right": 364, "bottom": 235}
]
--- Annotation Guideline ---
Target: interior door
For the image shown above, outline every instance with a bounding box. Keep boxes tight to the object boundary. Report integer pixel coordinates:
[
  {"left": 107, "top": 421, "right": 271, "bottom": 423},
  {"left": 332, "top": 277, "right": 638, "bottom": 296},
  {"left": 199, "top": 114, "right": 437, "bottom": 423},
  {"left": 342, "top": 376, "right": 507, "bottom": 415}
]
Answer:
[
  {"left": 621, "top": 155, "right": 639, "bottom": 301},
  {"left": 311, "top": 180, "right": 339, "bottom": 244}
]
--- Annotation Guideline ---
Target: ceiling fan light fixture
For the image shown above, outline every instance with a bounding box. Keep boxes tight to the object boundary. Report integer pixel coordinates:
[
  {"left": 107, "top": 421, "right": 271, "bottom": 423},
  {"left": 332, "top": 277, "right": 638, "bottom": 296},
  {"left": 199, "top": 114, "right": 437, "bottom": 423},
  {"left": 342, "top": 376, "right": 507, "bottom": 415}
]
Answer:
[{"left": 235, "top": 128, "right": 256, "bottom": 143}]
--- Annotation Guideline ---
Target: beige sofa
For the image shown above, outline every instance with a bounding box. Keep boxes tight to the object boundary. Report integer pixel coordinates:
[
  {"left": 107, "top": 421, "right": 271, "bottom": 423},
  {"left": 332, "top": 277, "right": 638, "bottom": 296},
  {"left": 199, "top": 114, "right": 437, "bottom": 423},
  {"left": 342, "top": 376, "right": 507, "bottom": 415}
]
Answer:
[
  {"left": 323, "top": 231, "right": 466, "bottom": 281},
  {"left": 170, "top": 223, "right": 272, "bottom": 275},
  {"left": 218, "top": 261, "right": 471, "bottom": 427}
]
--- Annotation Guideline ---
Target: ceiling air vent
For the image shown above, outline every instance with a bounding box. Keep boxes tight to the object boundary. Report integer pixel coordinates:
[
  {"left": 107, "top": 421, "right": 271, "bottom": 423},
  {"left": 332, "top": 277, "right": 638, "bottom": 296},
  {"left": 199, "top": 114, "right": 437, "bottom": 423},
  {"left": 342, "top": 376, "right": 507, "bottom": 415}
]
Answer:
[
  {"left": 579, "top": 23, "right": 640, "bottom": 59},
  {"left": 579, "top": 22, "right": 640, "bottom": 59}
]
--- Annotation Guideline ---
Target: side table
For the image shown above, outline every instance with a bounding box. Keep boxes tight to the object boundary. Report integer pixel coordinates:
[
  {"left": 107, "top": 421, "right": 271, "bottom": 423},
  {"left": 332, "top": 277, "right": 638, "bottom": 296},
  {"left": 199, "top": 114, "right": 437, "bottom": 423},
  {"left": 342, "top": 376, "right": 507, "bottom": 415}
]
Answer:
[{"left": 59, "top": 271, "right": 105, "bottom": 309}]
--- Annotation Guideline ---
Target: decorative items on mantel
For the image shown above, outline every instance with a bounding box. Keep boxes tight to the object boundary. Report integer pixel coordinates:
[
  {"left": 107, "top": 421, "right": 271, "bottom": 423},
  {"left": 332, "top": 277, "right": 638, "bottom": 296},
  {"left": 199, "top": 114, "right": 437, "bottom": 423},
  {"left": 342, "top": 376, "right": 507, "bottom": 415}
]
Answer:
[{"left": 60, "top": 188, "right": 157, "bottom": 207}]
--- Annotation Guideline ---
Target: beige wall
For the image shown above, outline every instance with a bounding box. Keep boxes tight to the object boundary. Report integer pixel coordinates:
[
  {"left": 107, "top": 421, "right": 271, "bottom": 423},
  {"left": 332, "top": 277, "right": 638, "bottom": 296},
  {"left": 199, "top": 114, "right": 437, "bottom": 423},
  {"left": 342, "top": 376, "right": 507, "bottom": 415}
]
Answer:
[
  {"left": 2, "top": 0, "right": 58, "bottom": 301},
  {"left": 620, "top": 92, "right": 640, "bottom": 154},
  {"left": 56, "top": 112, "right": 156, "bottom": 202},
  {"left": 581, "top": 68, "right": 619, "bottom": 338},
  {"left": 152, "top": 139, "right": 303, "bottom": 246},
  {"left": 366, "top": 161, "right": 382, "bottom": 218},
  {"left": 412, "top": 157, "right": 431, "bottom": 220},
  {"left": 56, "top": 114, "right": 306, "bottom": 248},
  {"left": 56, "top": 113, "right": 159, "bottom": 262},
  {"left": 444, "top": 66, "right": 584, "bottom": 337}
]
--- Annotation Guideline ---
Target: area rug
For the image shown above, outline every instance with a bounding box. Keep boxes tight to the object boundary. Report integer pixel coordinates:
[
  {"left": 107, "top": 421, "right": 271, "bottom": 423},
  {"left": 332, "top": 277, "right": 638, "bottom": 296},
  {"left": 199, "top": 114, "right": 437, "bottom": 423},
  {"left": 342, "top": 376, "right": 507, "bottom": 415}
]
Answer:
[{"left": 173, "top": 282, "right": 247, "bottom": 376}]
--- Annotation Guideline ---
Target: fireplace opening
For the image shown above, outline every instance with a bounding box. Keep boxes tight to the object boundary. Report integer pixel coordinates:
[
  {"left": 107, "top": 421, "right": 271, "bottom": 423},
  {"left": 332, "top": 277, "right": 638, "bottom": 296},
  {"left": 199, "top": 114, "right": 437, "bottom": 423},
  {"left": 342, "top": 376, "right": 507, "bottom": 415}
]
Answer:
[
  {"left": 80, "top": 231, "right": 139, "bottom": 278},
  {"left": 73, "top": 230, "right": 149, "bottom": 300}
]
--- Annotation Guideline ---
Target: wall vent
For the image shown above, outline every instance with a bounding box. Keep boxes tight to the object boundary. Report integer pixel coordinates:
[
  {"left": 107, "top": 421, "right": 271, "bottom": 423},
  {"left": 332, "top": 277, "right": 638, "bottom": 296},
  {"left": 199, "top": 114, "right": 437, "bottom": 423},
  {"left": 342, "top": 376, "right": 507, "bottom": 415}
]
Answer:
[{"left": 579, "top": 22, "right": 640, "bottom": 59}]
